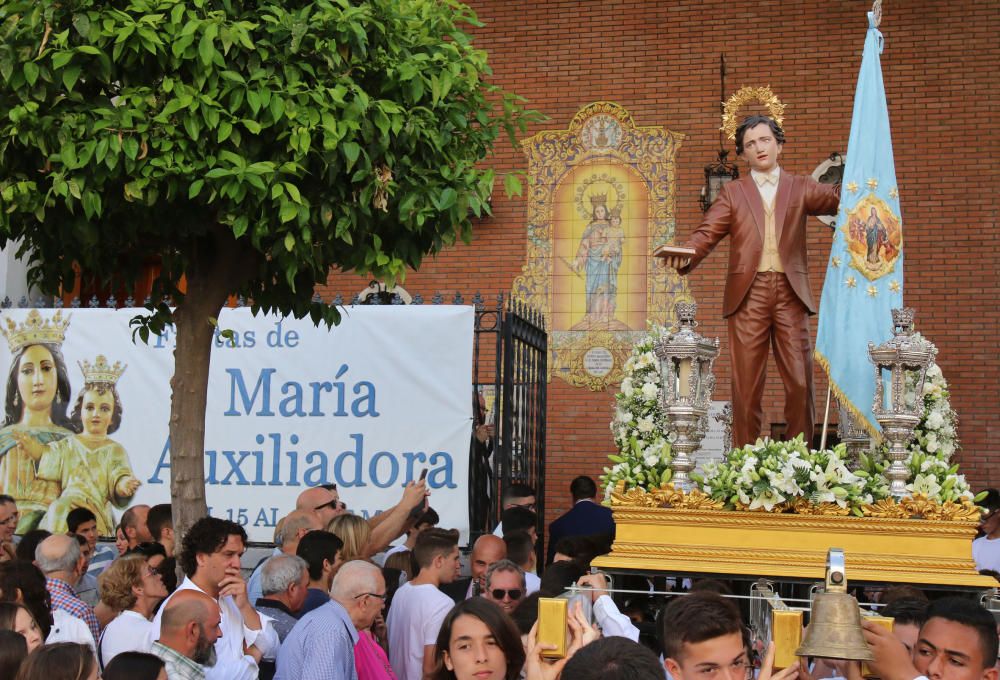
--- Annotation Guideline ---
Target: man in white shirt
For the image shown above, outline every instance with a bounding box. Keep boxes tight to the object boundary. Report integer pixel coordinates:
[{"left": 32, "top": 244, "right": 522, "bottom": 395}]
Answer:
[
  {"left": 972, "top": 495, "right": 1000, "bottom": 573},
  {"left": 387, "top": 528, "right": 461, "bottom": 680},
  {"left": 503, "top": 531, "right": 540, "bottom": 595},
  {"left": 862, "top": 597, "right": 998, "bottom": 680},
  {"left": 150, "top": 517, "right": 279, "bottom": 680}
]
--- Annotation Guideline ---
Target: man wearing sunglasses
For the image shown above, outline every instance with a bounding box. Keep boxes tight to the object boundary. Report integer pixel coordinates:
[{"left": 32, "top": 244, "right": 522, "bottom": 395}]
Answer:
[
  {"left": 297, "top": 480, "right": 429, "bottom": 558},
  {"left": 483, "top": 559, "right": 525, "bottom": 614}
]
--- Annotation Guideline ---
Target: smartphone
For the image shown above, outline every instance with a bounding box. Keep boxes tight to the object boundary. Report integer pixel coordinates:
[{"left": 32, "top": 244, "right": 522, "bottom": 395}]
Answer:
[
  {"left": 537, "top": 597, "right": 569, "bottom": 658},
  {"left": 419, "top": 468, "right": 429, "bottom": 481}
]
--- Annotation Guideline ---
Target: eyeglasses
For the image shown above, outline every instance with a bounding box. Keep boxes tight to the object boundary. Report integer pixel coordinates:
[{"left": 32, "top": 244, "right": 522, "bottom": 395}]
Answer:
[
  {"left": 490, "top": 588, "right": 523, "bottom": 601},
  {"left": 315, "top": 499, "right": 346, "bottom": 512},
  {"left": 355, "top": 592, "right": 388, "bottom": 602},
  {"left": 144, "top": 566, "right": 161, "bottom": 577}
]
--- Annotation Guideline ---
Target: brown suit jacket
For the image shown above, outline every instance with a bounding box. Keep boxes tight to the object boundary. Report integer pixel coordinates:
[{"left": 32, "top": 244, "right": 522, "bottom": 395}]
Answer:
[{"left": 680, "top": 170, "right": 840, "bottom": 317}]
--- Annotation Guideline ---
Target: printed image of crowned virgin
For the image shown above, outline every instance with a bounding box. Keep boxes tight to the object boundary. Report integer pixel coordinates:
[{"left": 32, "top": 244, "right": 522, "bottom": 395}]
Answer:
[{"left": 0, "top": 309, "right": 140, "bottom": 536}]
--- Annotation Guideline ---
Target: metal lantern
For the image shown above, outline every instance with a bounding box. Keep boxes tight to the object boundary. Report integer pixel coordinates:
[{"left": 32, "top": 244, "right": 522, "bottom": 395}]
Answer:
[
  {"left": 868, "top": 308, "right": 937, "bottom": 498},
  {"left": 654, "top": 302, "right": 720, "bottom": 491},
  {"left": 700, "top": 150, "right": 740, "bottom": 212},
  {"left": 836, "top": 404, "right": 871, "bottom": 464}
]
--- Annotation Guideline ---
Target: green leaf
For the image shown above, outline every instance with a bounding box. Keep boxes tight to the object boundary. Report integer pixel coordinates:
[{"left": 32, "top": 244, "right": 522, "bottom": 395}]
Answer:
[
  {"left": 52, "top": 51, "right": 74, "bottom": 69},
  {"left": 341, "top": 142, "right": 360, "bottom": 170},
  {"left": 62, "top": 66, "right": 82, "bottom": 92},
  {"left": 269, "top": 96, "right": 285, "bottom": 122},
  {"left": 284, "top": 233, "right": 295, "bottom": 251},
  {"left": 279, "top": 202, "right": 298, "bottom": 223},
  {"left": 242, "top": 119, "right": 261, "bottom": 134},
  {"left": 188, "top": 179, "right": 204, "bottom": 198},
  {"left": 503, "top": 173, "right": 523, "bottom": 196},
  {"left": 436, "top": 187, "right": 457, "bottom": 210},
  {"left": 198, "top": 24, "right": 218, "bottom": 66},
  {"left": 23, "top": 62, "right": 39, "bottom": 87}
]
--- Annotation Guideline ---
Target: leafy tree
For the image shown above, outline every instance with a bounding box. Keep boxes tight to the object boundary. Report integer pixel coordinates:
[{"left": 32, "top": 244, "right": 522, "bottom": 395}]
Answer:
[{"left": 0, "top": 0, "right": 535, "bottom": 540}]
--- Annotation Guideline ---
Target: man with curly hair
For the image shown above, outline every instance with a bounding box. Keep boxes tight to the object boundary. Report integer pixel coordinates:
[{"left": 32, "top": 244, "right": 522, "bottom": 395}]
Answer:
[{"left": 150, "top": 517, "right": 279, "bottom": 680}]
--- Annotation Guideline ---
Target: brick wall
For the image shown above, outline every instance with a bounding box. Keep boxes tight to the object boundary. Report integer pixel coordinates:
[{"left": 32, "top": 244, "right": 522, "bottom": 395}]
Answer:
[{"left": 319, "top": 1, "right": 1000, "bottom": 527}]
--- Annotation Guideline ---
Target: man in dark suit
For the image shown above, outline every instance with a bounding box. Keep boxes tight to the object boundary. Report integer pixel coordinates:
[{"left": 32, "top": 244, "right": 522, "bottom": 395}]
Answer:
[
  {"left": 662, "top": 115, "right": 839, "bottom": 447},
  {"left": 546, "top": 476, "right": 614, "bottom": 565},
  {"left": 439, "top": 533, "right": 505, "bottom": 603}
]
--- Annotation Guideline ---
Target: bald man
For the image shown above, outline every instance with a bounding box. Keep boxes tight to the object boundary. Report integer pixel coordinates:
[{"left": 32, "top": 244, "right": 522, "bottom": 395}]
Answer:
[
  {"left": 296, "top": 481, "right": 429, "bottom": 559},
  {"left": 440, "top": 534, "right": 506, "bottom": 603},
  {"left": 152, "top": 589, "right": 223, "bottom": 679},
  {"left": 247, "top": 509, "right": 322, "bottom": 605}
]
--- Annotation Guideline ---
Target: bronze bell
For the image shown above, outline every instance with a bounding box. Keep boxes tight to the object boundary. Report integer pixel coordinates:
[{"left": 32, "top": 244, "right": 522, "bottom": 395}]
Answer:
[{"left": 795, "top": 548, "right": 875, "bottom": 661}]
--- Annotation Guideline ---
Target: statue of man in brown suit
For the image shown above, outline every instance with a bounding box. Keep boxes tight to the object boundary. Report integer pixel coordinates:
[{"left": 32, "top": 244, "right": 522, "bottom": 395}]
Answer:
[{"left": 661, "top": 116, "right": 839, "bottom": 448}]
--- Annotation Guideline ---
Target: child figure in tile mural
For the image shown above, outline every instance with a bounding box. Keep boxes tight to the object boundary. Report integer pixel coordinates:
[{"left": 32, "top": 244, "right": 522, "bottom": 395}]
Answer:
[{"left": 13, "top": 355, "right": 141, "bottom": 535}]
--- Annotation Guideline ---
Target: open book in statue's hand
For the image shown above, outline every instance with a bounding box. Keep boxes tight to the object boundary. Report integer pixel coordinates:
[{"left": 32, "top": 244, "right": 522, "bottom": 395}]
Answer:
[{"left": 653, "top": 244, "right": 696, "bottom": 270}]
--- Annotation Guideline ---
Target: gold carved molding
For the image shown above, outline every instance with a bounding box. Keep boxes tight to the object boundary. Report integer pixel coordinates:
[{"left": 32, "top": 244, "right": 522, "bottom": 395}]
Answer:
[{"left": 594, "top": 492, "right": 992, "bottom": 587}]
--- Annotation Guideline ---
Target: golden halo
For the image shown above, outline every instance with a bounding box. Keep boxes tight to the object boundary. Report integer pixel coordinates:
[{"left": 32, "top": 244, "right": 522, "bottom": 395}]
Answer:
[{"left": 721, "top": 85, "right": 786, "bottom": 140}]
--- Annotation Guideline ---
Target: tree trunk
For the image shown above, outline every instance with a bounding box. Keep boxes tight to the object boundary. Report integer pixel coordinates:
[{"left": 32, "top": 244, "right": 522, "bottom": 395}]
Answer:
[{"left": 168, "top": 228, "right": 254, "bottom": 559}]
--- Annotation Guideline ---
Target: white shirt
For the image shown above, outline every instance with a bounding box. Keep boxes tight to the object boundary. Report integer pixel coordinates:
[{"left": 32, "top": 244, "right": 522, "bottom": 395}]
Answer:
[
  {"left": 383, "top": 544, "right": 409, "bottom": 561},
  {"left": 387, "top": 583, "right": 454, "bottom": 680},
  {"left": 972, "top": 535, "right": 1000, "bottom": 572},
  {"left": 525, "top": 572, "right": 541, "bottom": 596},
  {"left": 150, "top": 576, "right": 279, "bottom": 680},
  {"left": 100, "top": 610, "right": 153, "bottom": 666},
  {"left": 593, "top": 595, "right": 639, "bottom": 642},
  {"left": 47, "top": 608, "right": 96, "bottom": 650},
  {"left": 751, "top": 166, "right": 780, "bottom": 206}
]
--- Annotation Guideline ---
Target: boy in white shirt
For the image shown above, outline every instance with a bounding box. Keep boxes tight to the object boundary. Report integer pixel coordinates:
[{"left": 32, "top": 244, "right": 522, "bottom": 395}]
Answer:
[{"left": 387, "top": 527, "right": 461, "bottom": 680}]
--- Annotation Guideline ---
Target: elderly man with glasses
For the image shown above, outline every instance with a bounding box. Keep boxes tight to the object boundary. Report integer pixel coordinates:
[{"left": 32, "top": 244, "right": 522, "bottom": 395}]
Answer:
[{"left": 276, "top": 560, "right": 387, "bottom": 680}]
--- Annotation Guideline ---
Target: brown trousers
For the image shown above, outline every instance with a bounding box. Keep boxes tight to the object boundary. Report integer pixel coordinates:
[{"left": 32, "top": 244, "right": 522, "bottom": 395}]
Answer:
[{"left": 727, "top": 272, "right": 815, "bottom": 448}]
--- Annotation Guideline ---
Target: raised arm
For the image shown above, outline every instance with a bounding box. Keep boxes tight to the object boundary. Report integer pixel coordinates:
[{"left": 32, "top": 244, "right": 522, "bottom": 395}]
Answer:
[{"left": 365, "top": 480, "right": 428, "bottom": 555}]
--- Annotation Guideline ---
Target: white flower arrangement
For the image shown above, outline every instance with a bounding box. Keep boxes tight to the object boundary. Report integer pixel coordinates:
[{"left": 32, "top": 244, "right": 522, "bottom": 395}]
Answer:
[
  {"left": 693, "top": 435, "right": 884, "bottom": 515},
  {"left": 602, "top": 325, "right": 675, "bottom": 498},
  {"left": 898, "top": 354, "right": 973, "bottom": 502}
]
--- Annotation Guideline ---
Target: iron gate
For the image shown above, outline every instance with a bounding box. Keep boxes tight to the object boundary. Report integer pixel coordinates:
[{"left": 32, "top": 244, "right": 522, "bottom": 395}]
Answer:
[{"left": 470, "top": 294, "right": 547, "bottom": 539}]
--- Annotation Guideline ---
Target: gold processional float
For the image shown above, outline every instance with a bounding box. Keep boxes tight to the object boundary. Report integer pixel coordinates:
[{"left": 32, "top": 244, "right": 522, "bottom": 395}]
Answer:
[{"left": 592, "top": 304, "right": 995, "bottom": 590}]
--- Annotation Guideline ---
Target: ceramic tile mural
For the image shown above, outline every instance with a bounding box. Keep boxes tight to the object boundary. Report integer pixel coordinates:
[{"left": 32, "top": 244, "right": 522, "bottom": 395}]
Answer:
[{"left": 512, "top": 102, "right": 691, "bottom": 390}]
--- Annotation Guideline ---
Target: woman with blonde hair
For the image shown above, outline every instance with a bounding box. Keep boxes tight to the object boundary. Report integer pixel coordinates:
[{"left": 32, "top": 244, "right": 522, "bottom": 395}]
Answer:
[
  {"left": 97, "top": 553, "right": 168, "bottom": 666},
  {"left": 328, "top": 513, "right": 372, "bottom": 563}
]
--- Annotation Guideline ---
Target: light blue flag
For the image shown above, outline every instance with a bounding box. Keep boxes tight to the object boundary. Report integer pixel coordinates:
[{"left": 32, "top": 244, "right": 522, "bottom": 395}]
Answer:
[{"left": 815, "top": 11, "right": 904, "bottom": 439}]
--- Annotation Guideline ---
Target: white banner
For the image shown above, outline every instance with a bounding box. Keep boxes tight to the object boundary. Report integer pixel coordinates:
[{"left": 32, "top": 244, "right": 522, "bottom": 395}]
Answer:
[{"left": 0, "top": 306, "right": 473, "bottom": 541}]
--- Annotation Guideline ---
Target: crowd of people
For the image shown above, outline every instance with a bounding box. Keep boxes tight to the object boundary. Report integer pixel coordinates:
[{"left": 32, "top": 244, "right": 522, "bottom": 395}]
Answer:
[{"left": 0, "top": 477, "right": 998, "bottom": 680}]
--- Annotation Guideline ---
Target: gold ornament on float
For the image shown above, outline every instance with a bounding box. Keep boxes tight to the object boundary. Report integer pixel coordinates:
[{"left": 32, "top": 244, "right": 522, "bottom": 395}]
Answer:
[{"left": 721, "top": 86, "right": 786, "bottom": 140}]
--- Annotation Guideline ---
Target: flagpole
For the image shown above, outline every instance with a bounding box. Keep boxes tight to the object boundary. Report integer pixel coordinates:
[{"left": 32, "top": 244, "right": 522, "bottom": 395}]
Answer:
[{"left": 819, "top": 385, "right": 832, "bottom": 450}]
